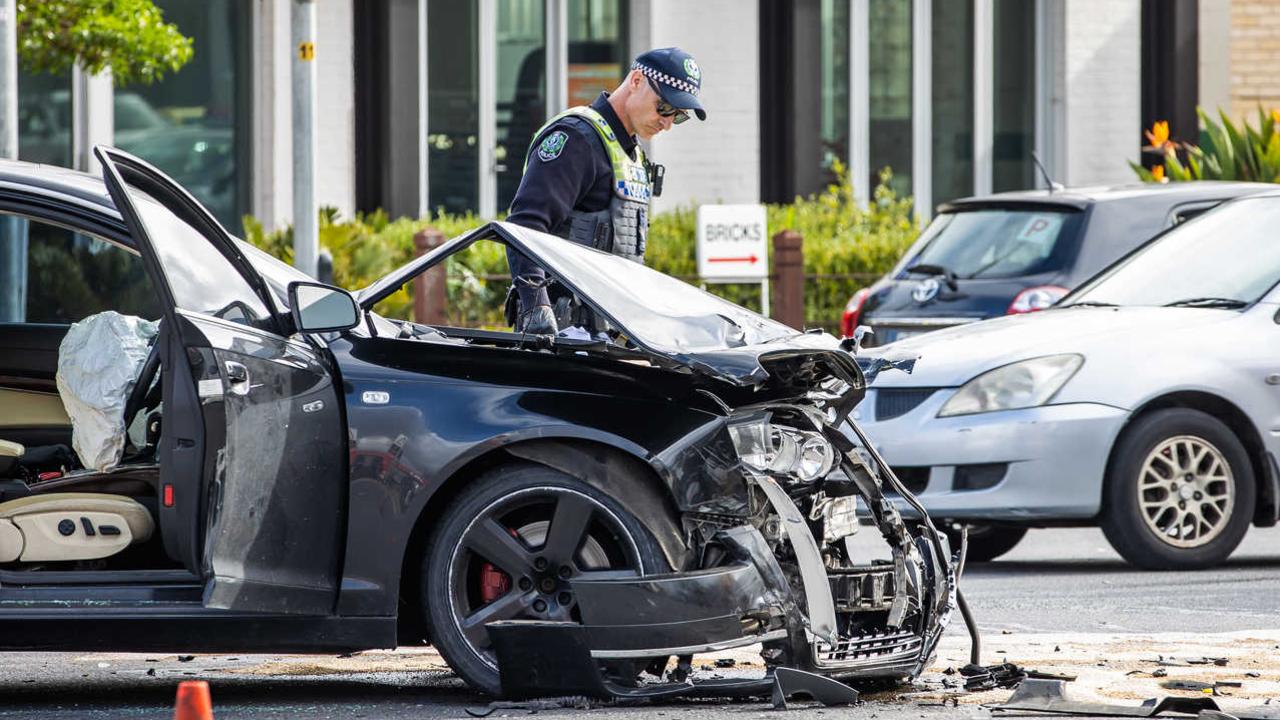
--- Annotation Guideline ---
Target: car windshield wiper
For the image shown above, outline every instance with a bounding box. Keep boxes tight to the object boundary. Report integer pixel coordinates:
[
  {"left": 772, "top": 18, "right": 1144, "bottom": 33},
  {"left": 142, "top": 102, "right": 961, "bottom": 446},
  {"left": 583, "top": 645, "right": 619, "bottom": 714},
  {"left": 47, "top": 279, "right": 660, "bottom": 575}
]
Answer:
[
  {"left": 905, "top": 262, "right": 959, "bottom": 290},
  {"left": 1064, "top": 300, "right": 1117, "bottom": 308},
  {"left": 1162, "top": 297, "right": 1247, "bottom": 309}
]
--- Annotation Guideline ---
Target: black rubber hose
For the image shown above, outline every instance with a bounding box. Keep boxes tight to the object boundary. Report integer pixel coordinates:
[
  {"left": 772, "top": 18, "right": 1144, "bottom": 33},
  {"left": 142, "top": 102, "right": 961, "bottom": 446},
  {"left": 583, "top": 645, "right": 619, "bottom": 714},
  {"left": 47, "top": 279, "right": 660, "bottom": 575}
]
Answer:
[{"left": 957, "top": 586, "right": 980, "bottom": 666}]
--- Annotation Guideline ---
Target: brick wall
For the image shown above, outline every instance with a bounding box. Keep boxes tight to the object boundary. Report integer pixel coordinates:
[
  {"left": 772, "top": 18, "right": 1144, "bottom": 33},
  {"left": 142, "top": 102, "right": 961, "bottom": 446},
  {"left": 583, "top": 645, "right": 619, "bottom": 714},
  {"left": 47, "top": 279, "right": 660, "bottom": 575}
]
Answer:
[
  {"left": 1229, "top": 0, "right": 1280, "bottom": 121},
  {"left": 643, "top": 0, "right": 761, "bottom": 212}
]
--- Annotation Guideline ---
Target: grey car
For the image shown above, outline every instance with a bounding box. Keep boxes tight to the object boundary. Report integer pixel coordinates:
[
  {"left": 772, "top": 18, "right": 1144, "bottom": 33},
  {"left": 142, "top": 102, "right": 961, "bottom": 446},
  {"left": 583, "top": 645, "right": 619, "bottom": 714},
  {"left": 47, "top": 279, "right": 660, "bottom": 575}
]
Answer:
[
  {"left": 844, "top": 182, "right": 1273, "bottom": 344},
  {"left": 856, "top": 190, "right": 1280, "bottom": 570}
]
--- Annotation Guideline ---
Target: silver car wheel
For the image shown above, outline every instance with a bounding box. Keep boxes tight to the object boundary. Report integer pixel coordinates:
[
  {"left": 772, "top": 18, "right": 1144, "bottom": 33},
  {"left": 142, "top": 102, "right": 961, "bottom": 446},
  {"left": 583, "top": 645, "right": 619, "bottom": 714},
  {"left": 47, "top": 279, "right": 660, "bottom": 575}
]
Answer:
[{"left": 1137, "top": 435, "right": 1235, "bottom": 548}]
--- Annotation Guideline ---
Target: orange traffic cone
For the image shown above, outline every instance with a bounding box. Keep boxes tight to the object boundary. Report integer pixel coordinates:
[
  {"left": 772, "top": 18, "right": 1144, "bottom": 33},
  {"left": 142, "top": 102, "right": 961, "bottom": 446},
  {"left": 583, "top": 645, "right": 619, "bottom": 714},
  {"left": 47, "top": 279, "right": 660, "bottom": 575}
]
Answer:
[{"left": 173, "top": 680, "right": 214, "bottom": 720}]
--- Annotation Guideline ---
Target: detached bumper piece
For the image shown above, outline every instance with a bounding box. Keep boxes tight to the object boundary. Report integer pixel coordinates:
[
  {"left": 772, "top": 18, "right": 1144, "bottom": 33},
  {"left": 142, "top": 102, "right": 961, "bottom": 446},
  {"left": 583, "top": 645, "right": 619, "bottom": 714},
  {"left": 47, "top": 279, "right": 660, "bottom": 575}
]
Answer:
[
  {"left": 991, "top": 679, "right": 1280, "bottom": 720},
  {"left": 489, "top": 621, "right": 857, "bottom": 708}
]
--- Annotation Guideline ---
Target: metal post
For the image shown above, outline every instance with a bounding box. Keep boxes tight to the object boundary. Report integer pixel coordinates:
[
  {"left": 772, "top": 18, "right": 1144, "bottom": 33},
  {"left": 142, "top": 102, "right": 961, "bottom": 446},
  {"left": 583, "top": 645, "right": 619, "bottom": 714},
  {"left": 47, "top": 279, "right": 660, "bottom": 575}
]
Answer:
[
  {"left": 0, "top": 0, "right": 22, "bottom": 322},
  {"left": 417, "top": 0, "right": 429, "bottom": 217},
  {"left": 292, "top": 0, "right": 319, "bottom": 278},
  {"left": 0, "top": 0, "right": 16, "bottom": 161},
  {"left": 71, "top": 64, "right": 113, "bottom": 173},
  {"left": 478, "top": 0, "right": 497, "bottom": 219},
  {"left": 545, "top": 0, "right": 568, "bottom": 117},
  {"left": 849, "top": 0, "right": 869, "bottom": 208},
  {"left": 973, "top": 0, "right": 994, "bottom": 196},
  {"left": 912, "top": 0, "right": 932, "bottom": 221}
]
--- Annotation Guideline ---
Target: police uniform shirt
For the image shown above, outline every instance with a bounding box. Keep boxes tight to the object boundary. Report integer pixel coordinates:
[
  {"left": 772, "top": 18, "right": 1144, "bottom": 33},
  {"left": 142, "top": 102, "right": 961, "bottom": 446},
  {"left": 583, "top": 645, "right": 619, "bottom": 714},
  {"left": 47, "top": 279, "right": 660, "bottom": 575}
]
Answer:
[{"left": 506, "top": 92, "right": 640, "bottom": 309}]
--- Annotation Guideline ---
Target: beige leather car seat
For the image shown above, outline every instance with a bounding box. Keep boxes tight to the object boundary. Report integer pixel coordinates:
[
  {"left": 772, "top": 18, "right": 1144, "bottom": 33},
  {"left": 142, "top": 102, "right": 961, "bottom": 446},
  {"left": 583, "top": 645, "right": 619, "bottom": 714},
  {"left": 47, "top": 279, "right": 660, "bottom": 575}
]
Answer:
[{"left": 0, "top": 492, "right": 154, "bottom": 563}]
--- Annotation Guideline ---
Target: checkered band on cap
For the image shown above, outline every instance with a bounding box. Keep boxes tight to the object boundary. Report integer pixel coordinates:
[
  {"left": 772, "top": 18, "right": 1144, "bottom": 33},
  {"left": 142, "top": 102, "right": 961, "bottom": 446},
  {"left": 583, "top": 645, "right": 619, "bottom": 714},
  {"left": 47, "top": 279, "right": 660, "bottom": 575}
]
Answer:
[{"left": 633, "top": 63, "right": 700, "bottom": 96}]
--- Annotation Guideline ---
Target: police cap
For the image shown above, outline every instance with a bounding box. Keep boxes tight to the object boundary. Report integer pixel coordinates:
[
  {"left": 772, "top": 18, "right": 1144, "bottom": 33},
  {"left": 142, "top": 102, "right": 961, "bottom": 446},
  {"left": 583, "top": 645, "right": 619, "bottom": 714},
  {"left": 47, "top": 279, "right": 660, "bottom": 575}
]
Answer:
[{"left": 632, "top": 47, "right": 706, "bottom": 121}]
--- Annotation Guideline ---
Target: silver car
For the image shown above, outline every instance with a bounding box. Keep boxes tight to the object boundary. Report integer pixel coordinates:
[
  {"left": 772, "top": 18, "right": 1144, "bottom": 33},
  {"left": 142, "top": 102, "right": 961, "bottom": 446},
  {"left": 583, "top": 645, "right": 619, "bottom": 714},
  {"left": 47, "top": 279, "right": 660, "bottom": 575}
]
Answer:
[{"left": 857, "top": 191, "right": 1280, "bottom": 570}]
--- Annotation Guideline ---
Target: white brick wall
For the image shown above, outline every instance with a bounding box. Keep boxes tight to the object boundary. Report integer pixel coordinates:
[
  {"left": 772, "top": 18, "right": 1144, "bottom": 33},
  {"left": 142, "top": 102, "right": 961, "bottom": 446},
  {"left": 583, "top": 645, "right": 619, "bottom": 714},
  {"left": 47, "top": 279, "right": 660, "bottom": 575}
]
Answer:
[
  {"left": 642, "top": 0, "right": 761, "bottom": 212},
  {"left": 1061, "top": 0, "right": 1141, "bottom": 186},
  {"left": 316, "top": 0, "right": 356, "bottom": 216}
]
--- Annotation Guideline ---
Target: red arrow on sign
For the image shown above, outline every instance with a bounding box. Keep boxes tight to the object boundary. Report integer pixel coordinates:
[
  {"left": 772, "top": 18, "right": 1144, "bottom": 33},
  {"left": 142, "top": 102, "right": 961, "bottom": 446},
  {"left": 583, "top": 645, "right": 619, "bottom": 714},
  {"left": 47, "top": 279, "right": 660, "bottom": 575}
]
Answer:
[{"left": 708, "top": 255, "right": 759, "bottom": 263}]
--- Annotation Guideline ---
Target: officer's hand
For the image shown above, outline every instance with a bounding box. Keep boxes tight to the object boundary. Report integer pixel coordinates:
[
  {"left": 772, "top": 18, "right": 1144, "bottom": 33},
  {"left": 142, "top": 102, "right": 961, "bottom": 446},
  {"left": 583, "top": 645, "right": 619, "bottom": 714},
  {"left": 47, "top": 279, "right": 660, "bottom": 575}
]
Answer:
[{"left": 518, "top": 304, "right": 558, "bottom": 335}]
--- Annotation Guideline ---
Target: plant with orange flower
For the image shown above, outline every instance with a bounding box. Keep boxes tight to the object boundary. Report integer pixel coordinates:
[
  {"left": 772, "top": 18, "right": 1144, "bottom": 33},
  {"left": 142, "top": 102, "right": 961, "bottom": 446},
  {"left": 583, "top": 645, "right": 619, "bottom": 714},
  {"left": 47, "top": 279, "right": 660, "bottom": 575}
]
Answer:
[{"left": 1133, "top": 107, "right": 1280, "bottom": 183}]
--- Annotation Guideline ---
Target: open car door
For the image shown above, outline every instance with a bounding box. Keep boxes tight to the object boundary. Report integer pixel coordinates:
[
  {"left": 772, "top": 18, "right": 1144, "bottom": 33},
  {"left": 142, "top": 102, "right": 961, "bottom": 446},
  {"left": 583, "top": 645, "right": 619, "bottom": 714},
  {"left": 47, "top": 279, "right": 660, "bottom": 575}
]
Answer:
[{"left": 95, "top": 146, "right": 347, "bottom": 615}]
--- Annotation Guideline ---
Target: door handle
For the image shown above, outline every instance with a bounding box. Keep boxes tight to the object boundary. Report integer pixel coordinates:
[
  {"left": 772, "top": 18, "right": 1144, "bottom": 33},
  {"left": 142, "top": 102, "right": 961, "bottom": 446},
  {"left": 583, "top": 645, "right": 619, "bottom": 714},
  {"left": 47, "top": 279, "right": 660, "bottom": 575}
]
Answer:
[{"left": 224, "top": 360, "right": 251, "bottom": 396}]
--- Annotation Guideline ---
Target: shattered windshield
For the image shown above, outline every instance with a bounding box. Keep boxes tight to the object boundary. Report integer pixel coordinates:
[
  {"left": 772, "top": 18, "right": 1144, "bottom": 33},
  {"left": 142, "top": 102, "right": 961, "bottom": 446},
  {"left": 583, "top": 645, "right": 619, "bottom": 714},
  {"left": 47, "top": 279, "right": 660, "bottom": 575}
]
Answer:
[
  {"left": 1067, "top": 197, "right": 1280, "bottom": 308},
  {"left": 503, "top": 223, "right": 799, "bottom": 354}
]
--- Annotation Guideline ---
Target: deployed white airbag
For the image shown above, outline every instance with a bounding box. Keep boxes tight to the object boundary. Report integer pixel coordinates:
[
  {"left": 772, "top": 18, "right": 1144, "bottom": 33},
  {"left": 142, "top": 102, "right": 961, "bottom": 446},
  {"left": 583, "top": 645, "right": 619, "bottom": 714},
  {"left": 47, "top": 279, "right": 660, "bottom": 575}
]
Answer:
[{"left": 55, "top": 311, "right": 159, "bottom": 471}]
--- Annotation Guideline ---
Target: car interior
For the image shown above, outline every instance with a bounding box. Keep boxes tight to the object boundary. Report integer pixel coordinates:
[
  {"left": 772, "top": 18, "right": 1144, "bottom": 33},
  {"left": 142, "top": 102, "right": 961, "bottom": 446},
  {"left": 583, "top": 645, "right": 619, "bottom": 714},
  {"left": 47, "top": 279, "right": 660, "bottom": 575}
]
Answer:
[
  {"left": 0, "top": 212, "right": 180, "bottom": 575},
  {"left": 0, "top": 312, "right": 169, "bottom": 572}
]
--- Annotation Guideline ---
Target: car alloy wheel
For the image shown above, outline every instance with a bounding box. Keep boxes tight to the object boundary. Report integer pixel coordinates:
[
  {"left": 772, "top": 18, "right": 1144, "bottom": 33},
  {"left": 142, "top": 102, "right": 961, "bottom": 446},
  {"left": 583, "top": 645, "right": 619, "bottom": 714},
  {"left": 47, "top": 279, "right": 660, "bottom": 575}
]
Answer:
[
  {"left": 446, "top": 485, "right": 642, "bottom": 669},
  {"left": 1100, "top": 408, "right": 1255, "bottom": 570},
  {"left": 1137, "top": 435, "right": 1235, "bottom": 549}
]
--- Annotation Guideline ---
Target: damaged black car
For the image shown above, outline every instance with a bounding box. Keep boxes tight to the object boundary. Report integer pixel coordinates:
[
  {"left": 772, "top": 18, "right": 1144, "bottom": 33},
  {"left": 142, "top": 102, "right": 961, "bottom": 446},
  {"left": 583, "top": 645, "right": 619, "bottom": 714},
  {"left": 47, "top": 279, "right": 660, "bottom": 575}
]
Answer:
[{"left": 0, "top": 148, "right": 960, "bottom": 697}]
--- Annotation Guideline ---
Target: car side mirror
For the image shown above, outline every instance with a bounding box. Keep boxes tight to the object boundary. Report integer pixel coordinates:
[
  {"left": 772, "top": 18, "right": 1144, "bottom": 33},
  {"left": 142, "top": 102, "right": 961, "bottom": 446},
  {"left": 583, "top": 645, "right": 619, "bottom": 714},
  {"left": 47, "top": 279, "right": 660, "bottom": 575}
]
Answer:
[{"left": 287, "top": 281, "right": 361, "bottom": 333}]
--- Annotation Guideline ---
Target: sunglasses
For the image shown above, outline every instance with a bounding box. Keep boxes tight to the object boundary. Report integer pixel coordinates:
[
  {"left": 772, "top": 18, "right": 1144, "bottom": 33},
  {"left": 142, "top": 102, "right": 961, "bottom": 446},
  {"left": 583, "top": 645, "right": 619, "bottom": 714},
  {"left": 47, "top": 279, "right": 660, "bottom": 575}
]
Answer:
[{"left": 646, "top": 77, "right": 690, "bottom": 125}]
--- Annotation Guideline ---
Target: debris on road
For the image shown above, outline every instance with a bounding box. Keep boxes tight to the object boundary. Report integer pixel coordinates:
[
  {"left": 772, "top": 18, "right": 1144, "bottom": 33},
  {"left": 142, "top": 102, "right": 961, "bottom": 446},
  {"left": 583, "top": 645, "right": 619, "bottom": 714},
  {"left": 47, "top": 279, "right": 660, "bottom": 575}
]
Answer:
[
  {"left": 465, "top": 696, "right": 595, "bottom": 717},
  {"left": 989, "top": 678, "right": 1280, "bottom": 719},
  {"left": 961, "top": 662, "right": 1027, "bottom": 691},
  {"left": 1161, "top": 679, "right": 1242, "bottom": 695}
]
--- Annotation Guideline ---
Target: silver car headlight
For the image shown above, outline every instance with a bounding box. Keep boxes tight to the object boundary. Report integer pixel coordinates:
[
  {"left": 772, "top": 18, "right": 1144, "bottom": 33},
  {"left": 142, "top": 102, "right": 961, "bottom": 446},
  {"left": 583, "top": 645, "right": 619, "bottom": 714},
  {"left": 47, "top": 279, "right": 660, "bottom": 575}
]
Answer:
[
  {"left": 728, "top": 415, "right": 836, "bottom": 483},
  {"left": 937, "top": 354, "right": 1083, "bottom": 417}
]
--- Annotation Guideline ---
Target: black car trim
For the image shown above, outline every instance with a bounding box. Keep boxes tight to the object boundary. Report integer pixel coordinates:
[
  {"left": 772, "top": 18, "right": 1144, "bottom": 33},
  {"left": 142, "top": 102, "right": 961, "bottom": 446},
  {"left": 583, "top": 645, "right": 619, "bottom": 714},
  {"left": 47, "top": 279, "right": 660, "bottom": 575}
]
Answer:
[
  {"left": 937, "top": 198, "right": 1089, "bottom": 213},
  {"left": 0, "top": 614, "right": 396, "bottom": 653}
]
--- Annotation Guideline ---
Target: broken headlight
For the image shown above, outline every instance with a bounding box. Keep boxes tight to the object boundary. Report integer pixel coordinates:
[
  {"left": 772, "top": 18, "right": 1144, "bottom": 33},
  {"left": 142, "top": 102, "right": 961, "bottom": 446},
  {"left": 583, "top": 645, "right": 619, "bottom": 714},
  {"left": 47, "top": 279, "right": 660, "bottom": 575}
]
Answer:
[{"left": 729, "top": 415, "right": 836, "bottom": 483}]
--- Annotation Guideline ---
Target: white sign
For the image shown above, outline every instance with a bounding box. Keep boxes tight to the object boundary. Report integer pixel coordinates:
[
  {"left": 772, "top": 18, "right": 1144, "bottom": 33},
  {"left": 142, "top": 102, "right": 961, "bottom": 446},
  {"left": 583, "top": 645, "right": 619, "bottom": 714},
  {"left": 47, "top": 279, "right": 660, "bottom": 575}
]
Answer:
[{"left": 697, "top": 204, "right": 768, "bottom": 281}]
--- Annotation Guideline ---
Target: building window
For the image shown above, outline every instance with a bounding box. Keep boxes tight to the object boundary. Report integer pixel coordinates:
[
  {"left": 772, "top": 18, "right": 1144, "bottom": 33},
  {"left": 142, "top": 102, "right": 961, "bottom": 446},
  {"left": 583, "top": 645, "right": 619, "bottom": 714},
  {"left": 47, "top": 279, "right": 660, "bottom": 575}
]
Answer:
[
  {"left": 427, "top": 0, "right": 480, "bottom": 215},
  {"left": 1, "top": 217, "right": 161, "bottom": 325},
  {"left": 993, "top": 0, "right": 1035, "bottom": 192},
  {"left": 18, "top": 69, "right": 72, "bottom": 168},
  {"left": 114, "top": 0, "right": 251, "bottom": 231},
  {"left": 821, "top": 0, "right": 851, "bottom": 183},
  {"left": 568, "top": 0, "right": 629, "bottom": 107},
  {"left": 496, "top": 0, "right": 546, "bottom": 212},
  {"left": 869, "top": 0, "right": 913, "bottom": 196},
  {"left": 931, "top": 0, "right": 974, "bottom": 203}
]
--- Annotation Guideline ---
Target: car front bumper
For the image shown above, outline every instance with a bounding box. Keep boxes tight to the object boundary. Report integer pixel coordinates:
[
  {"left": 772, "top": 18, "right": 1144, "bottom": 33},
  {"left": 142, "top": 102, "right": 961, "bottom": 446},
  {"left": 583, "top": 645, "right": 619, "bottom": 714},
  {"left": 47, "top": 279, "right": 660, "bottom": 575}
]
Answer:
[
  {"left": 500, "top": 461, "right": 956, "bottom": 691},
  {"left": 855, "top": 388, "right": 1131, "bottom": 520}
]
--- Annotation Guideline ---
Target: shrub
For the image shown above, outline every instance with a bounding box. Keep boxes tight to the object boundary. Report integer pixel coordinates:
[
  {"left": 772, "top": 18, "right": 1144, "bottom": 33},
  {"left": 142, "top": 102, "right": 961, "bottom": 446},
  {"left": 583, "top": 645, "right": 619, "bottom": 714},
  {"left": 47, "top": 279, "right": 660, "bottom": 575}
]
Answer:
[
  {"left": 243, "top": 162, "right": 919, "bottom": 332},
  {"left": 1132, "top": 108, "right": 1280, "bottom": 183}
]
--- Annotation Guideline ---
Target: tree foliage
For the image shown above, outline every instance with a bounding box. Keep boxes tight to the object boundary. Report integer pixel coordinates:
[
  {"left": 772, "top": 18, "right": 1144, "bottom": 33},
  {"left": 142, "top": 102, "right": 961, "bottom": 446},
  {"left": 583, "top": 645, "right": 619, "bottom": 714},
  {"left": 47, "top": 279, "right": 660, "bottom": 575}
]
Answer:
[{"left": 17, "top": 0, "right": 193, "bottom": 85}]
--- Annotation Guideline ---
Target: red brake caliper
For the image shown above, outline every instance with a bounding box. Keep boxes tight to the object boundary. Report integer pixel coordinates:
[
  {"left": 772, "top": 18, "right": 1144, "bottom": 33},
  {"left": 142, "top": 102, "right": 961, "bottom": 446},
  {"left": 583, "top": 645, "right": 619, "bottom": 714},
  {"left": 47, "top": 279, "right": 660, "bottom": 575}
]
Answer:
[
  {"left": 479, "top": 562, "right": 512, "bottom": 604},
  {"left": 479, "top": 524, "right": 519, "bottom": 604}
]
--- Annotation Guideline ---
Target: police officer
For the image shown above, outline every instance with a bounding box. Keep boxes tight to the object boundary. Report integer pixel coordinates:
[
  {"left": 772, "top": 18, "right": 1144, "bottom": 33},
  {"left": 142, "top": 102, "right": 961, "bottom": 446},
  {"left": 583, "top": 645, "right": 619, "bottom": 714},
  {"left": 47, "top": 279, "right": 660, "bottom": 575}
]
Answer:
[{"left": 505, "top": 47, "right": 706, "bottom": 334}]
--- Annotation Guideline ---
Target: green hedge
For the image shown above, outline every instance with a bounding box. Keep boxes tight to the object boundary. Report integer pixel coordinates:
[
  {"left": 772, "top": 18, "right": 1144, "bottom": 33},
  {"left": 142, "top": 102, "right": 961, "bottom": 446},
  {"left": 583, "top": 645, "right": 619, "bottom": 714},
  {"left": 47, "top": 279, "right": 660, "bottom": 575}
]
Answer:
[{"left": 243, "top": 163, "right": 919, "bottom": 332}]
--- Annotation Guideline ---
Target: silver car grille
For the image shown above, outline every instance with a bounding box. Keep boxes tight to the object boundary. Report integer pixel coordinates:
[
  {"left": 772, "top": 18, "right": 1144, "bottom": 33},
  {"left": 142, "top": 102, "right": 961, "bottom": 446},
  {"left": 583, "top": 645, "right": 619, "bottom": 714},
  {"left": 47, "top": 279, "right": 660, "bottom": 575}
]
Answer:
[
  {"left": 814, "top": 629, "right": 924, "bottom": 668},
  {"left": 874, "top": 388, "right": 938, "bottom": 421}
]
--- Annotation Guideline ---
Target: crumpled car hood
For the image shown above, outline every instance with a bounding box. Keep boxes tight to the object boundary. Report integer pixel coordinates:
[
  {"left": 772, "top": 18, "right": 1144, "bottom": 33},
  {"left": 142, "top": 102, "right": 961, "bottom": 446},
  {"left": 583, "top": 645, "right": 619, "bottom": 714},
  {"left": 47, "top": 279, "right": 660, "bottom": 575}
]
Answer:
[
  {"left": 361, "top": 221, "right": 860, "bottom": 390},
  {"left": 866, "top": 305, "right": 1235, "bottom": 387},
  {"left": 499, "top": 222, "right": 864, "bottom": 389}
]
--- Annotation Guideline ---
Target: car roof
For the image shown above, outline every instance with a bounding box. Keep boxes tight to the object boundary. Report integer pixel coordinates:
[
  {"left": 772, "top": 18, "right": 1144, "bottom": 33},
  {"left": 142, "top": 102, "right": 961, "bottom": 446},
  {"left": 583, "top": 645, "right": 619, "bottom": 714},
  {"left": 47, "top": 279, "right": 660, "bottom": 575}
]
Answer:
[
  {"left": 0, "top": 158, "right": 117, "bottom": 213},
  {"left": 939, "top": 181, "right": 1280, "bottom": 213}
]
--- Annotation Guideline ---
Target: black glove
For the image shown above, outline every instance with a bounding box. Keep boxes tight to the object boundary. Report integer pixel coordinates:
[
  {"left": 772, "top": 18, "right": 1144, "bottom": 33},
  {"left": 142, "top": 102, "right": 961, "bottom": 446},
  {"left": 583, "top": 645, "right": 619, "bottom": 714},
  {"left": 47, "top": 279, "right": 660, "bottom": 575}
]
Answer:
[{"left": 518, "top": 304, "right": 558, "bottom": 335}]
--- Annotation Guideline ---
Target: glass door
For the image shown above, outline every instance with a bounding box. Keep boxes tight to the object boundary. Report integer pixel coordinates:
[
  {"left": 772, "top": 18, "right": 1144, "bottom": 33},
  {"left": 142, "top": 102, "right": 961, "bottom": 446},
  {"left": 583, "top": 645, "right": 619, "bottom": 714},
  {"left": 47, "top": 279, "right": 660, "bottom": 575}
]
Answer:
[
  {"left": 426, "top": 0, "right": 626, "bottom": 218},
  {"left": 495, "top": 0, "right": 547, "bottom": 213},
  {"left": 427, "top": 0, "right": 481, "bottom": 215}
]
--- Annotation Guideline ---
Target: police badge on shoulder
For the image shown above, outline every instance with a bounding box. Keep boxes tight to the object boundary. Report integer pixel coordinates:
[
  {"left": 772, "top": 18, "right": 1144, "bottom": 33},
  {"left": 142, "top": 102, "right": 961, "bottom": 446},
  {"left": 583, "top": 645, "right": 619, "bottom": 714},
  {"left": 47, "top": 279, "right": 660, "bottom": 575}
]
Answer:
[{"left": 538, "top": 131, "right": 568, "bottom": 162}]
